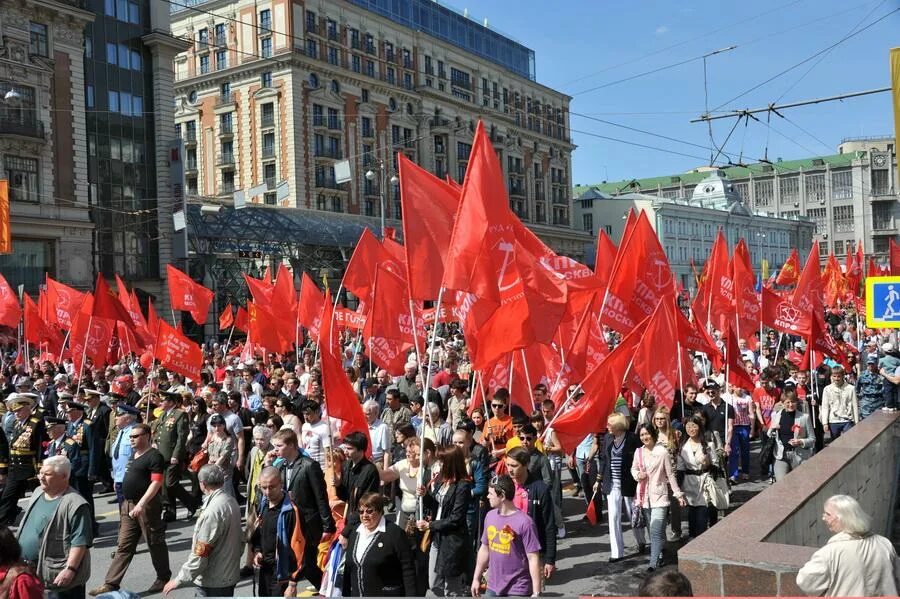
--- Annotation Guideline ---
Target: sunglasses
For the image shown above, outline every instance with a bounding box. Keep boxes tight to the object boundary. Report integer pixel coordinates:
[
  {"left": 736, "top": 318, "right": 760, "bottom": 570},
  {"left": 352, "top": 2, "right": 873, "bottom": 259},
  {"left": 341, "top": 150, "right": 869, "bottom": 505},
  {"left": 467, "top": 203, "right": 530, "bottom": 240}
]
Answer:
[
  {"left": 359, "top": 508, "right": 378, "bottom": 515},
  {"left": 518, "top": 435, "right": 535, "bottom": 442},
  {"left": 267, "top": 424, "right": 277, "bottom": 428},
  {"left": 491, "top": 404, "right": 506, "bottom": 409},
  {"left": 129, "top": 432, "right": 146, "bottom": 439}
]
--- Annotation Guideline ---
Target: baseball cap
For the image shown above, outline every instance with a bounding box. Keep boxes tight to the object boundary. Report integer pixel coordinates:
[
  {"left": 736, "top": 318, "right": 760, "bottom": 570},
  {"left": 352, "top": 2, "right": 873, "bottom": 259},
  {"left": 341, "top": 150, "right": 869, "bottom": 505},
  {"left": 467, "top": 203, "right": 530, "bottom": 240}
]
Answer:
[{"left": 866, "top": 355, "right": 879, "bottom": 365}]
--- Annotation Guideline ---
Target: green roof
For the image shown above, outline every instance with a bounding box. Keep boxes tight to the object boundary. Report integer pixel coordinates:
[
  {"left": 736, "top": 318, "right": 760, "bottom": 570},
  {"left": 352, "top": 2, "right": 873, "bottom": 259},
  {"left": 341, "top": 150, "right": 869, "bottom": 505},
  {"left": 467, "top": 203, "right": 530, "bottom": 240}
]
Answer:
[{"left": 575, "top": 152, "right": 863, "bottom": 197}]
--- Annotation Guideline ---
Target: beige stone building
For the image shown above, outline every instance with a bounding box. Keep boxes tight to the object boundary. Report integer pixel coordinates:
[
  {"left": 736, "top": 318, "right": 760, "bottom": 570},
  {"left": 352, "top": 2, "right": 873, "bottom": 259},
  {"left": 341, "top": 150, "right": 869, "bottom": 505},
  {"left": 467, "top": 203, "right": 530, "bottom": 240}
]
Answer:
[
  {"left": 0, "top": 0, "right": 95, "bottom": 293},
  {"left": 170, "top": 0, "right": 590, "bottom": 260}
]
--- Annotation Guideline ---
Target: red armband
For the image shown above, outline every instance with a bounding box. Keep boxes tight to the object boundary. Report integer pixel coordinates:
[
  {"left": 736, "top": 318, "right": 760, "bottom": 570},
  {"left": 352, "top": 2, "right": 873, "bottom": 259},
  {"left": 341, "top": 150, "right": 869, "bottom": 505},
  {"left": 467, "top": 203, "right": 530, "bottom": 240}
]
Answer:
[{"left": 150, "top": 472, "right": 164, "bottom": 483}]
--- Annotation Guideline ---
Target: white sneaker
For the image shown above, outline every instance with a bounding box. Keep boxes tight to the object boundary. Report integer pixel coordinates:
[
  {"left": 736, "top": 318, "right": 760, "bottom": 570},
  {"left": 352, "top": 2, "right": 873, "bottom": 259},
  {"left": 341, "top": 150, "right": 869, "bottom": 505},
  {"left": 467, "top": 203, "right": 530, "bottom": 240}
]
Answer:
[{"left": 557, "top": 526, "right": 566, "bottom": 539}]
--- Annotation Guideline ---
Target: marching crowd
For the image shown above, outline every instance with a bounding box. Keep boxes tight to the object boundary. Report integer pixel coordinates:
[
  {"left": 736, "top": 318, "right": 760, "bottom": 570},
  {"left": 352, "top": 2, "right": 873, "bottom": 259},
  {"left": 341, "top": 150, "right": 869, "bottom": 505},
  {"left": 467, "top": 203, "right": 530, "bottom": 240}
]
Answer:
[{"left": 0, "top": 306, "right": 897, "bottom": 598}]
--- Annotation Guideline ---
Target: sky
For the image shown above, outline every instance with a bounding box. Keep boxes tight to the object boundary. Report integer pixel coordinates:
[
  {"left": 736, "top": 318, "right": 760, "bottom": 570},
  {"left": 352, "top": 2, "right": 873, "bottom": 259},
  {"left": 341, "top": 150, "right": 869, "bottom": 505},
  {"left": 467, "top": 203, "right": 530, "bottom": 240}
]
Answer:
[{"left": 467, "top": 0, "right": 900, "bottom": 186}]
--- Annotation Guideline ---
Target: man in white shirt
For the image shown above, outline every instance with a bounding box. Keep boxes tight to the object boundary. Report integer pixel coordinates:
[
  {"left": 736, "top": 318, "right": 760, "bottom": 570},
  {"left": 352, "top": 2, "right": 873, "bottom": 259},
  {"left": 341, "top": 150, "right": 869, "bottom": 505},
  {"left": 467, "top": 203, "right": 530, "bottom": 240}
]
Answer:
[{"left": 300, "top": 400, "right": 331, "bottom": 470}]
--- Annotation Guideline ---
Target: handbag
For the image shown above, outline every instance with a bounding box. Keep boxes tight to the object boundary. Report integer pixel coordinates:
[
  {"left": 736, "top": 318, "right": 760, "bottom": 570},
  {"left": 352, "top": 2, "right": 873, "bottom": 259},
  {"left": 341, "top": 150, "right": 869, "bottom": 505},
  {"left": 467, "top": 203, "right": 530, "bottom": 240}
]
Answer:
[
  {"left": 630, "top": 448, "right": 647, "bottom": 529},
  {"left": 701, "top": 472, "right": 730, "bottom": 510},
  {"left": 189, "top": 448, "right": 209, "bottom": 473},
  {"left": 759, "top": 434, "right": 775, "bottom": 470}
]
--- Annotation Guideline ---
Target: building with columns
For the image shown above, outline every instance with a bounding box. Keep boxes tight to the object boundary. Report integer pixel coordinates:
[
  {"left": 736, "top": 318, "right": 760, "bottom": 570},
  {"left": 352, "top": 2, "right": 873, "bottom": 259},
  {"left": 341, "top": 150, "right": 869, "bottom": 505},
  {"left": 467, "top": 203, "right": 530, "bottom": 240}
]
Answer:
[
  {"left": 169, "top": 0, "right": 589, "bottom": 261},
  {"left": 84, "top": 0, "right": 189, "bottom": 310},
  {"left": 0, "top": 0, "right": 95, "bottom": 293}
]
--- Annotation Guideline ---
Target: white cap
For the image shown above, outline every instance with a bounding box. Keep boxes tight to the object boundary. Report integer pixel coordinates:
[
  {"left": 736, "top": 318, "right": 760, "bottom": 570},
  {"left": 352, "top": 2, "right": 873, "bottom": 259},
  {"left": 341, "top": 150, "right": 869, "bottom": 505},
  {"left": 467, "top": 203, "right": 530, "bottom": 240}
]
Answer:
[{"left": 881, "top": 342, "right": 894, "bottom": 353}]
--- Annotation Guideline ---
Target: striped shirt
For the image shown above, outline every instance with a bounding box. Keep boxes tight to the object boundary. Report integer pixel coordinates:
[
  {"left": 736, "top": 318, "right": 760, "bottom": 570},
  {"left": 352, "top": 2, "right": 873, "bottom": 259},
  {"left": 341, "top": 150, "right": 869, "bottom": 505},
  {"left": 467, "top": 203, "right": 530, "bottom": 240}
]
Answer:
[{"left": 610, "top": 439, "right": 624, "bottom": 482}]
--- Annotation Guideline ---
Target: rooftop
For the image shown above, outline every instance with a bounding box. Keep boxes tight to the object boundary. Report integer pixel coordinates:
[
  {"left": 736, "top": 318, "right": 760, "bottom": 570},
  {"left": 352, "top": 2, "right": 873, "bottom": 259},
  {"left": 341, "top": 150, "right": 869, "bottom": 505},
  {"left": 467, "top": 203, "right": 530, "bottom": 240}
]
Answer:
[{"left": 575, "top": 152, "right": 864, "bottom": 198}]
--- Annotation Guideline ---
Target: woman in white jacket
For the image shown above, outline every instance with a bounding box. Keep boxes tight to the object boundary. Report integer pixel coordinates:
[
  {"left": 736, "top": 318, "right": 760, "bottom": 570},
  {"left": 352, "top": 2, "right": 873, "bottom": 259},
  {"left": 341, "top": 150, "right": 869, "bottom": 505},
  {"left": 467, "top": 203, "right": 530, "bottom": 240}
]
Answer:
[
  {"left": 797, "top": 494, "right": 898, "bottom": 597},
  {"left": 767, "top": 390, "right": 815, "bottom": 482}
]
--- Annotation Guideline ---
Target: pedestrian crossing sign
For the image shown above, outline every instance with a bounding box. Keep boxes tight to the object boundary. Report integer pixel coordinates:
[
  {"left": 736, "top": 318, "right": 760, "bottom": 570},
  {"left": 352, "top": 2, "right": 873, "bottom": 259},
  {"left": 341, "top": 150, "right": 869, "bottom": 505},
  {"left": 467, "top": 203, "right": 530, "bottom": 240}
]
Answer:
[{"left": 865, "top": 276, "right": 900, "bottom": 328}]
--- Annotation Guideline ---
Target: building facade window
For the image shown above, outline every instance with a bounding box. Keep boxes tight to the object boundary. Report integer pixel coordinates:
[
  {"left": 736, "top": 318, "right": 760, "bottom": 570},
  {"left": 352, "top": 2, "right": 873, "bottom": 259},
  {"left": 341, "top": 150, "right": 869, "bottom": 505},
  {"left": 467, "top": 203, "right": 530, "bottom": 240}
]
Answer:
[
  {"left": 753, "top": 179, "right": 774, "bottom": 208},
  {"left": 832, "top": 170, "right": 853, "bottom": 200},
  {"left": 261, "top": 38, "right": 272, "bottom": 58},
  {"left": 215, "top": 49, "right": 226, "bottom": 69},
  {"left": 833, "top": 205, "right": 854, "bottom": 233},
  {"left": 4, "top": 156, "right": 39, "bottom": 203},
  {"left": 805, "top": 173, "right": 826, "bottom": 203},
  {"left": 327, "top": 46, "right": 338, "bottom": 65},
  {"left": 261, "top": 71, "right": 272, "bottom": 88},
  {"left": 872, "top": 169, "right": 890, "bottom": 195},
  {"left": 259, "top": 9, "right": 271, "bottom": 30},
  {"left": 807, "top": 207, "right": 827, "bottom": 235},
  {"left": 29, "top": 23, "right": 49, "bottom": 57},
  {"left": 199, "top": 55, "right": 209, "bottom": 74},
  {"left": 779, "top": 176, "right": 799, "bottom": 204},
  {"left": 582, "top": 213, "right": 593, "bottom": 235},
  {"left": 306, "top": 39, "right": 317, "bottom": 59}
]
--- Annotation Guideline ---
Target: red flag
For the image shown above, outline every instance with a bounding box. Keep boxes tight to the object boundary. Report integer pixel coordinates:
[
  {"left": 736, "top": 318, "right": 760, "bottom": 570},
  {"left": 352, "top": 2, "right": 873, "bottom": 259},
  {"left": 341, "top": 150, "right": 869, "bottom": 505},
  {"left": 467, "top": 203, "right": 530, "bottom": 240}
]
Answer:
[
  {"left": 692, "top": 230, "right": 732, "bottom": 331},
  {"left": 821, "top": 253, "right": 847, "bottom": 308},
  {"left": 364, "top": 266, "right": 425, "bottom": 347},
  {"left": 586, "top": 496, "right": 599, "bottom": 526},
  {"left": 248, "top": 302, "right": 293, "bottom": 353},
  {"left": 846, "top": 242, "right": 863, "bottom": 299},
  {"left": 441, "top": 121, "right": 520, "bottom": 305},
  {"left": 24, "top": 295, "right": 63, "bottom": 349},
  {"left": 776, "top": 249, "right": 801, "bottom": 286},
  {"left": 262, "top": 265, "right": 273, "bottom": 286},
  {"left": 166, "top": 264, "right": 214, "bottom": 325},
  {"left": 219, "top": 303, "right": 234, "bottom": 331},
  {"left": 867, "top": 256, "right": 879, "bottom": 279},
  {"left": 272, "top": 263, "right": 297, "bottom": 312},
  {"left": 92, "top": 274, "right": 137, "bottom": 330},
  {"left": 600, "top": 210, "right": 676, "bottom": 332},
  {"left": 70, "top": 312, "right": 115, "bottom": 373},
  {"left": 297, "top": 273, "right": 324, "bottom": 339},
  {"left": 154, "top": 319, "right": 203, "bottom": 380},
  {"left": 891, "top": 238, "right": 900, "bottom": 276},
  {"left": 761, "top": 287, "right": 812, "bottom": 337},
  {"left": 594, "top": 230, "right": 618, "bottom": 287},
  {"left": 243, "top": 273, "right": 274, "bottom": 308},
  {"left": 342, "top": 228, "right": 401, "bottom": 310},
  {"left": 730, "top": 239, "right": 760, "bottom": 346},
  {"left": 548, "top": 294, "right": 605, "bottom": 407},
  {"left": 469, "top": 240, "right": 568, "bottom": 370},
  {"left": 398, "top": 153, "right": 459, "bottom": 301},
  {"left": 723, "top": 324, "right": 756, "bottom": 391},
  {"left": 792, "top": 241, "right": 824, "bottom": 315},
  {"left": 319, "top": 289, "right": 370, "bottom": 441},
  {"left": 632, "top": 299, "right": 683, "bottom": 407},
  {"left": 553, "top": 322, "right": 644, "bottom": 452},
  {"left": 45, "top": 276, "right": 89, "bottom": 329},
  {"left": 807, "top": 310, "right": 850, "bottom": 371},
  {"left": 234, "top": 306, "right": 249, "bottom": 333},
  {"left": 0, "top": 273, "right": 21, "bottom": 329},
  {"left": 147, "top": 301, "right": 160, "bottom": 338}
]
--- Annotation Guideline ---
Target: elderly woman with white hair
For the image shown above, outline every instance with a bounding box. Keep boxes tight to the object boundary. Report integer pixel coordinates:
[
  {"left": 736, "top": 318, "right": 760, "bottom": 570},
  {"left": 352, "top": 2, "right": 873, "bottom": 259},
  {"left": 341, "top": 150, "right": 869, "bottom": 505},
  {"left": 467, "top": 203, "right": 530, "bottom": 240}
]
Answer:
[{"left": 796, "top": 494, "right": 899, "bottom": 597}]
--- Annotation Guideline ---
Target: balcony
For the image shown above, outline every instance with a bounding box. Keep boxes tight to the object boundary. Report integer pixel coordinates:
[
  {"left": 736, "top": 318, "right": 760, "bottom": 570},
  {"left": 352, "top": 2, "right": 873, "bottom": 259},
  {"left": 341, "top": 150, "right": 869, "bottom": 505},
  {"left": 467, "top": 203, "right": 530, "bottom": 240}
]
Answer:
[
  {"left": 871, "top": 188, "right": 895, "bottom": 200},
  {"left": 217, "top": 152, "right": 235, "bottom": 166},
  {"left": 262, "top": 145, "right": 275, "bottom": 158},
  {"left": 508, "top": 164, "right": 524, "bottom": 175},
  {"left": 196, "top": 39, "right": 209, "bottom": 53},
  {"left": 314, "top": 146, "right": 342, "bottom": 159},
  {"left": 215, "top": 94, "right": 234, "bottom": 108},
  {"left": 451, "top": 78, "right": 472, "bottom": 91},
  {"left": 260, "top": 114, "right": 275, "bottom": 128},
  {"left": 361, "top": 127, "right": 374, "bottom": 139},
  {"left": 429, "top": 117, "right": 450, "bottom": 130},
  {"left": 553, "top": 215, "right": 570, "bottom": 226},
  {"left": 872, "top": 220, "right": 897, "bottom": 235},
  {"left": 552, "top": 195, "right": 569, "bottom": 206},
  {"left": 183, "top": 130, "right": 197, "bottom": 145},
  {"left": 508, "top": 184, "right": 525, "bottom": 198},
  {"left": 213, "top": 34, "right": 226, "bottom": 48},
  {"left": 265, "top": 177, "right": 277, "bottom": 190},
  {"left": 0, "top": 117, "right": 45, "bottom": 139},
  {"left": 312, "top": 114, "right": 326, "bottom": 129},
  {"left": 315, "top": 176, "right": 343, "bottom": 190},
  {"left": 219, "top": 122, "right": 233, "bottom": 136},
  {"left": 327, "top": 118, "right": 341, "bottom": 131},
  {"left": 185, "top": 158, "right": 198, "bottom": 172}
]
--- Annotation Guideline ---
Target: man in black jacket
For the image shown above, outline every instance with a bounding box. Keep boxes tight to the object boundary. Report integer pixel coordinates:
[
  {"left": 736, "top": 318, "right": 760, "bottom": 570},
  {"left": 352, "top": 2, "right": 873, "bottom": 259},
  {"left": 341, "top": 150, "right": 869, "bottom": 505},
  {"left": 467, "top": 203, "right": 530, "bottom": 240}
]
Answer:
[
  {"left": 336, "top": 431, "right": 379, "bottom": 543},
  {"left": 506, "top": 447, "right": 556, "bottom": 581},
  {"left": 268, "top": 429, "right": 335, "bottom": 588}
]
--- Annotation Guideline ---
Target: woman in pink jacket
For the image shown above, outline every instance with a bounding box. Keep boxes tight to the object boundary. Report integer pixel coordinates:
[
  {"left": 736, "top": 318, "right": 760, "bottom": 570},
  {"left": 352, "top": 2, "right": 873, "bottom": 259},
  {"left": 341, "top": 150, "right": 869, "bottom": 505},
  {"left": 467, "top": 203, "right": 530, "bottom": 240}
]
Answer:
[{"left": 632, "top": 423, "right": 686, "bottom": 572}]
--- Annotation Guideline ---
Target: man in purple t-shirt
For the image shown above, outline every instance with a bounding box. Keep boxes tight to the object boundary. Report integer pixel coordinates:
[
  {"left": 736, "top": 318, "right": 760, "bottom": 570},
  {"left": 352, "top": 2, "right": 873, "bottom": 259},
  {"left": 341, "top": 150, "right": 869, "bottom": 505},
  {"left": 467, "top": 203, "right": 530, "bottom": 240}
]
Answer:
[{"left": 471, "top": 475, "right": 542, "bottom": 597}]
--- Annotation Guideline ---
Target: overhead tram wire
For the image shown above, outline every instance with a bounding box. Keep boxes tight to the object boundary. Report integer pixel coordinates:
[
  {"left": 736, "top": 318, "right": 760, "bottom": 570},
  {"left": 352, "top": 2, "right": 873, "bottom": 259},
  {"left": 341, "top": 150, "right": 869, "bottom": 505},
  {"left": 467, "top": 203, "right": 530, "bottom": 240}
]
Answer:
[{"left": 709, "top": 7, "right": 899, "bottom": 113}]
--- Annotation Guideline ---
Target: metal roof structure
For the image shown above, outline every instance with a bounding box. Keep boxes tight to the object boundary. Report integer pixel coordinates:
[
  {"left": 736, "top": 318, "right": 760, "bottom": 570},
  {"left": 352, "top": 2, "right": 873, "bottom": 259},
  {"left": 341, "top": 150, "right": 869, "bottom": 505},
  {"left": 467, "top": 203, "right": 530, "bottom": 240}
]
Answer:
[{"left": 185, "top": 204, "right": 393, "bottom": 308}]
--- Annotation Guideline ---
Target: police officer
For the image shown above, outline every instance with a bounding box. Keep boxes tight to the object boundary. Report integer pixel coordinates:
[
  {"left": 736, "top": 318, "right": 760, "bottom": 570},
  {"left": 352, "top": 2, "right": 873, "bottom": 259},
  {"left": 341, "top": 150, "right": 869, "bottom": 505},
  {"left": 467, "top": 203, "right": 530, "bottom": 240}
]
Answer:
[
  {"left": 44, "top": 415, "right": 78, "bottom": 462},
  {"left": 151, "top": 390, "right": 198, "bottom": 521},
  {"left": 0, "top": 393, "right": 46, "bottom": 525},
  {"left": 109, "top": 403, "right": 140, "bottom": 506},
  {"left": 65, "top": 400, "right": 100, "bottom": 534},
  {"left": 856, "top": 355, "right": 885, "bottom": 419}
]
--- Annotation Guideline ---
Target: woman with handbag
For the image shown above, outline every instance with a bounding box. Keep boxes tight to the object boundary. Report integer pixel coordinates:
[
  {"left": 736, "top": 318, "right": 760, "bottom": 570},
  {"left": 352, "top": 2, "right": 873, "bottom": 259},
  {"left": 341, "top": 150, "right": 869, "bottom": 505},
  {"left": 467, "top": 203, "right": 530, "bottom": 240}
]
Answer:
[
  {"left": 186, "top": 396, "right": 210, "bottom": 505},
  {"left": 631, "top": 424, "right": 686, "bottom": 572},
  {"left": 768, "top": 390, "right": 816, "bottom": 482},
  {"left": 597, "top": 413, "right": 645, "bottom": 563},
  {"left": 416, "top": 446, "right": 472, "bottom": 597},
  {"left": 676, "top": 415, "right": 716, "bottom": 539}
]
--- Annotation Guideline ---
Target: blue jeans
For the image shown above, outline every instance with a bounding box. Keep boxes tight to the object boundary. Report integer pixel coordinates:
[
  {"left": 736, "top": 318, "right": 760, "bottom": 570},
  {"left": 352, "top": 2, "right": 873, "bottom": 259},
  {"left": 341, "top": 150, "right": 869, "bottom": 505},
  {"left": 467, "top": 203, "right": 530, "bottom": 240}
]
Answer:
[
  {"left": 642, "top": 506, "right": 668, "bottom": 568},
  {"left": 829, "top": 421, "right": 853, "bottom": 439},
  {"left": 728, "top": 425, "right": 751, "bottom": 479}
]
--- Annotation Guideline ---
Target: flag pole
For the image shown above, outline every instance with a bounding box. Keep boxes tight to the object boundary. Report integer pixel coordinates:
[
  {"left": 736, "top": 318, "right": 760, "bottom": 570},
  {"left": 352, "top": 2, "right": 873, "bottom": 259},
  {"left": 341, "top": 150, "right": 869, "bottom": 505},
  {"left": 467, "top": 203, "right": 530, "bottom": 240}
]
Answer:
[
  {"left": 418, "top": 286, "right": 445, "bottom": 521},
  {"left": 74, "top": 315, "right": 93, "bottom": 396},
  {"left": 540, "top": 382, "right": 582, "bottom": 443},
  {"left": 222, "top": 323, "right": 236, "bottom": 359},
  {"left": 774, "top": 332, "right": 785, "bottom": 362},
  {"left": 677, "top": 340, "right": 685, "bottom": 419},
  {"left": 519, "top": 349, "right": 535, "bottom": 411}
]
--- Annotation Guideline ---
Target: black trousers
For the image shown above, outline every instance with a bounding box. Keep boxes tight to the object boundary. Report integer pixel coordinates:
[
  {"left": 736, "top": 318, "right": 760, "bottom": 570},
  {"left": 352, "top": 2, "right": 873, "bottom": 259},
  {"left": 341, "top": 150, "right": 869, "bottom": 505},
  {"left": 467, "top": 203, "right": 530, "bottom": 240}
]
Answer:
[
  {"left": 258, "top": 565, "right": 288, "bottom": 597},
  {"left": 0, "top": 471, "right": 33, "bottom": 525},
  {"left": 72, "top": 474, "right": 96, "bottom": 530},
  {"left": 300, "top": 520, "right": 324, "bottom": 588},
  {"left": 163, "top": 462, "right": 198, "bottom": 514}
]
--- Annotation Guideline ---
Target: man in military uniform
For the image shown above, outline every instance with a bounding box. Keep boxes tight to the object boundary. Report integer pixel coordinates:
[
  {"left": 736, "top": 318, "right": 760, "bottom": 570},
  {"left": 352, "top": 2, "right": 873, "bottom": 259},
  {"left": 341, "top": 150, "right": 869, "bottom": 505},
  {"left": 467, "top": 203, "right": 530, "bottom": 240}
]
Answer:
[
  {"left": 85, "top": 389, "right": 114, "bottom": 493},
  {"left": 66, "top": 401, "right": 100, "bottom": 534},
  {"left": 0, "top": 393, "right": 46, "bottom": 525},
  {"left": 857, "top": 355, "right": 885, "bottom": 419},
  {"left": 44, "top": 415, "right": 79, "bottom": 462},
  {"left": 151, "top": 390, "right": 198, "bottom": 521}
]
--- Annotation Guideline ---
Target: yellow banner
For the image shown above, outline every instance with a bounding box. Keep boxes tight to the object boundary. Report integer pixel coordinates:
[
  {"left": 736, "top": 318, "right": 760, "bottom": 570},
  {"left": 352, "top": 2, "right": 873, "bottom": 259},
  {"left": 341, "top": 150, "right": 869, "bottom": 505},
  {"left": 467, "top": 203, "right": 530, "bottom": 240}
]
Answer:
[
  {"left": 0, "top": 180, "right": 10, "bottom": 255},
  {"left": 892, "top": 48, "right": 900, "bottom": 186},
  {"left": 761, "top": 258, "right": 770, "bottom": 281}
]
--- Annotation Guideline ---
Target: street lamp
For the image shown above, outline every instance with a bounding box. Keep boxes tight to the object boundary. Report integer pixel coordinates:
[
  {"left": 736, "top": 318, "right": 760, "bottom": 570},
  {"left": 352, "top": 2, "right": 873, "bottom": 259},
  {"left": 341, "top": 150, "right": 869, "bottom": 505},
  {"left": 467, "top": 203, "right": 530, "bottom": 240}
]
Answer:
[
  {"left": 4, "top": 88, "right": 21, "bottom": 102},
  {"left": 365, "top": 162, "right": 399, "bottom": 237}
]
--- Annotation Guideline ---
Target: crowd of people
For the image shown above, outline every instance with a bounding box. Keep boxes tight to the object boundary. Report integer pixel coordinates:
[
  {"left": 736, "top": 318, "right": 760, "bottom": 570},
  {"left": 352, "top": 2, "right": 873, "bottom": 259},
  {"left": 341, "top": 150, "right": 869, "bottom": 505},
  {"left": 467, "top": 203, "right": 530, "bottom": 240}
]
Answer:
[{"left": 0, "top": 307, "right": 896, "bottom": 598}]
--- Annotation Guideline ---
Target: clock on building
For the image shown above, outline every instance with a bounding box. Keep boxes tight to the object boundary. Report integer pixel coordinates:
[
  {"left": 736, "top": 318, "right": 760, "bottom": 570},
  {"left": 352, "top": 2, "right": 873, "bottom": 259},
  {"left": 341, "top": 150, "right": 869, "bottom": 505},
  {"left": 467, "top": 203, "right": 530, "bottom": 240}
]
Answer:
[{"left": 873, "top": 154, "right": 887, "bottom": 167}]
